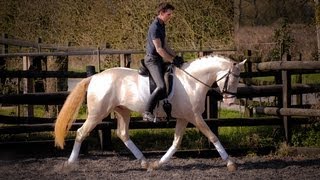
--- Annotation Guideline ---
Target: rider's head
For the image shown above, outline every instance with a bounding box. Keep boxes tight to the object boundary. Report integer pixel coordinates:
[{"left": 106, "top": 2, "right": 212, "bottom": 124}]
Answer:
[{"left": 157, "top": 2, "right": 175, "bottom": 23}]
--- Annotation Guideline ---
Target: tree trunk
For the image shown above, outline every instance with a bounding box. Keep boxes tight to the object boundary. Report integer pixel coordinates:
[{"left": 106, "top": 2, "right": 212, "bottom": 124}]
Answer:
[
  {"left": 234, "top": 0, "right": 241, "bottom": 51},
  {"left": 234, "top": 0, "right": 241, "bottom": 32},
  {"left": 315, "top": 0, "right": 320, "bottom": 60},
  {"left": 0, "top": 33, "right": 8, "bottom": 86}
]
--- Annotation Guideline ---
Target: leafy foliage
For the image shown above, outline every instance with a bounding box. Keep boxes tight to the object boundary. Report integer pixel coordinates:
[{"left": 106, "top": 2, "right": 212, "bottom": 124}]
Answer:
[
  {"left": 291, "top": 122, "right": 320, "bottom": 147},
  {"left": 268, "top": 18, "right": 295, "bottom": 60},
  {"left": 0, "top": 0, "right": 234, "bottom": 50}
]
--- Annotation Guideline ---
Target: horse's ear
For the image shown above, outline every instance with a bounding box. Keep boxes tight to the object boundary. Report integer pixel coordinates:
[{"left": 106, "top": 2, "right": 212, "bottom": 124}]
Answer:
[{"left": 238, "top": 59, "right": 247, "bottom": 66}]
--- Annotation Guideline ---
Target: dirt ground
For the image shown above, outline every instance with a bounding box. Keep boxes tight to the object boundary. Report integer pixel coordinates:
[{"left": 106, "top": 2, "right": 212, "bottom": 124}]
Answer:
[{"left": 0, "top": 150, "right": 319, "bottom": 180}]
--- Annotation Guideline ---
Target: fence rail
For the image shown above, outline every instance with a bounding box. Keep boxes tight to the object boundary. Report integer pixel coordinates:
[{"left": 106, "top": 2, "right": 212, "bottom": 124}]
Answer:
[
  {"left": 1, "top": 37, "right": 320, "bottom": 149},
  {"left": 256, "top": 107, "right": 320, "bottom": 116},
  {"left": 1, "top": 83, "right": 320, "bottom": 105},
  {"left": 257, "top": 61, "right": 320, "bottom": 71}
]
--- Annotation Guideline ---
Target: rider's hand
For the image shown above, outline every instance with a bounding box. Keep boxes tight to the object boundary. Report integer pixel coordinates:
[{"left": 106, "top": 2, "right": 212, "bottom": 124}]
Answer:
[{"left": 172, "top": 56, "right": 184, "bottom": 68}]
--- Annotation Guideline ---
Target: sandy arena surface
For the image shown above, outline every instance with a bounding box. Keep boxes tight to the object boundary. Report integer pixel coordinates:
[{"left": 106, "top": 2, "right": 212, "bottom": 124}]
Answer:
[{"left": 0, "top": 149, "right": 319, "bottom": 180}]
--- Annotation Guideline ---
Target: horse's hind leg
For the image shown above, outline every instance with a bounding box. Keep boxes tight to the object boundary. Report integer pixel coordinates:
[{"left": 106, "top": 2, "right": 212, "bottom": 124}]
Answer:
[
  {"left": 148, "top": 119, "right": 188, "bottom": 171},
  {"left": 68, "top": 114, "right": 104, "bottom": 163},
  {"left": 114, "top": 107, "right": 148, "bottom": 169}
]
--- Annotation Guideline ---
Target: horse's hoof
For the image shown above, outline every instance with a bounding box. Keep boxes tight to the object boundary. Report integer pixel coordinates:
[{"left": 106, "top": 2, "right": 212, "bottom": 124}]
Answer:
[
  {"left": 147, "top": 161, "right": 160, "bottom": 171},
  {"left": 141, "top": 160, "right": 149, "bottom": 169},
  {"left": 56, "top": 160, "right": 78, "bottom": 173},
  {"left": 227, "top": 162, "right": 238, "bottom": 172}
]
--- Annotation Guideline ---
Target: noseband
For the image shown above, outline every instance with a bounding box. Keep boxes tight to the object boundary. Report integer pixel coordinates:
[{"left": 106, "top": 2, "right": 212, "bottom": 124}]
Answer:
[{"left": 217, "top": 70, "right": 239, "bottom": 99}]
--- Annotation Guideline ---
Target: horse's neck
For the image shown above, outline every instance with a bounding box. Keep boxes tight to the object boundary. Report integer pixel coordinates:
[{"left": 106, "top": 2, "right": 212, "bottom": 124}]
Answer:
[{"left": 182, "top": 56, "right": 230, "bottom": 85}]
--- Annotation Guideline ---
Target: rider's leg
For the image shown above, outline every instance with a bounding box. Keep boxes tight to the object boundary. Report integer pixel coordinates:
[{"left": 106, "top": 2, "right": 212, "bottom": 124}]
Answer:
[
  {"left": 114, "top": 107, "right": 148, "bottom": 168},
  {"left": 143, "top": 57, "right": 166, "bottom": 121}
]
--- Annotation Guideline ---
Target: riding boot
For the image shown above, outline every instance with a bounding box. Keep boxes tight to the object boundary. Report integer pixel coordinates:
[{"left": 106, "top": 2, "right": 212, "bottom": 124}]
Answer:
[{"left": 143, "top": 88, "right": 164, "bottom": 122}]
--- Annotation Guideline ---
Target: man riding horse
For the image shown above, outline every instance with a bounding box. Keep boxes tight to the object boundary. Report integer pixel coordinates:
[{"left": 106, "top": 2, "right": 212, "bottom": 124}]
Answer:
[
  {"left": 143, "top": 2, "right": 184, "bottom": 122},
  {"left": 54, "top": 2, "right": 247, "bottom": 172}
]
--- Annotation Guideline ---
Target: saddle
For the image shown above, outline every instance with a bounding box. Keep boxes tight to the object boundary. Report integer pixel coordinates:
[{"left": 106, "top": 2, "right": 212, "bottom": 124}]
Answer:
[{"left": 138, "top": 59, "right": 174, "bottom": 121}]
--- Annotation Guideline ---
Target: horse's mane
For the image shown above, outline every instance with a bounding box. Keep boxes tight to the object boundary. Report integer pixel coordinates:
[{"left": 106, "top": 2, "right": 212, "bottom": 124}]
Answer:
[
  {"left": 184, "top": 54, "right": 235, "bottom": 69},
  {"left": 183, "top": 54, "right": 234, "bottom": 73},
  {"left": 194, "top": 54, "right": 234, "bottom": 63}
]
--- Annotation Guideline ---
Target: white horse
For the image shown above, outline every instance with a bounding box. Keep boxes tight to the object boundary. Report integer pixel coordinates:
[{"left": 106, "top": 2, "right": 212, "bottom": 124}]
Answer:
[{"left": 54, "top": 55, "right": 246, "bottom": 171}]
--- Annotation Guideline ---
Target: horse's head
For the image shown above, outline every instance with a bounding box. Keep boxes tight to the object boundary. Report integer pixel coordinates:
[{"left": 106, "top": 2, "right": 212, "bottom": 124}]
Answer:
[{"left": 216, "top": 59, "right": 247, "bottom": 106}]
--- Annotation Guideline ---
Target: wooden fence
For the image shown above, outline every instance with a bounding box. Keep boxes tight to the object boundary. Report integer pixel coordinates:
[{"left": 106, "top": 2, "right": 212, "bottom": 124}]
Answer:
[
  {"left": 1, "top": 36, "right": 319, "bottom": 150},
  {"left": 243, "top": 53, "right": 320, "bottom": 142}
]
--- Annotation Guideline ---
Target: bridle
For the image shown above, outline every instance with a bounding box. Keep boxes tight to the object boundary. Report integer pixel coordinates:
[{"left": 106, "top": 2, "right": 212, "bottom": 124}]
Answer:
[
  {"left": 179, "top": 66, "right": 239, "bottom": 98},
  {"left": 219, "top": 70, "right": 239, "bottom": 98}
]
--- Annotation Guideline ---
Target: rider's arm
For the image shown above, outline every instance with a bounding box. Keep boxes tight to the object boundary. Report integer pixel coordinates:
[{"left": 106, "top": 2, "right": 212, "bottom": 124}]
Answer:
[
  {"left": 163, "top": 39, "right": 176, "bottom": 57},
  {"left": 153, "top": 38, "right": 174, "bottom": 63}
]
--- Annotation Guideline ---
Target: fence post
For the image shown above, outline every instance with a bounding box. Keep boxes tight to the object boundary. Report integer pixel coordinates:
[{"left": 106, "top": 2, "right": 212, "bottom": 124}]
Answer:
[
  {"left": 198, "top": 51, "right": 204, "bottom": 57},
  {"left": 97, "top": 47, "right": 101, "bottom": 72},
  {"left": 23, "top": 55, "right": 34, "bottom": 117},
  {"left": 33, "top": 38, "right": 45, "bottom": 92},
  {"left": 86, "top": 65, "right": 112, "bottom": 151},
  {"left": 57, "top": 43, "right": 69, "bottom": 92},
  {"left": 244, "top": 50, "right": 253, "bottom": 117},
  {"left": 296, "top": 53, "right": 302, "bottom": 106},
  {"left": 281, "top": 53, "right": 292, "bottom": 144},
  {"left": 120, "top": 54, "right": 131, "bottom": 68}
]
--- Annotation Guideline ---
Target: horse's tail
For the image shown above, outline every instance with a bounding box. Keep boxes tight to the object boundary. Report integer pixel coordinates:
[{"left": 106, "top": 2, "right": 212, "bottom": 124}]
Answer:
[{"left": 54, "top": 77, "right": 92, "bottom": 149}]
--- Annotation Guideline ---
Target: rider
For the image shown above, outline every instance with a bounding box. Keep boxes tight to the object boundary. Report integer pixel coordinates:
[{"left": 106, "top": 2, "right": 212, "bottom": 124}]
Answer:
[{"left": 143, "top": 2, "right": 184, "bottom": 122}]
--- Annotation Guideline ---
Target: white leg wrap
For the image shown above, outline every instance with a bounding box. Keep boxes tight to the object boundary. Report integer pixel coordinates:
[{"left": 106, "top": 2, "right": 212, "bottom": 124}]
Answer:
[
  {"left": 159, "top": 145, "right": 177, "bottom": 165},
  {"left": 213, "top": 141, "right": 228, "bottom": 161},
  {"left": 68, "top": 141, "right": 81, "bottom": 163},
  {"left": 124, "top": 140, "right": 144, "bottom": 160},
  {"left": 227, "top": 158, "right": 234, "bottom": 166}
]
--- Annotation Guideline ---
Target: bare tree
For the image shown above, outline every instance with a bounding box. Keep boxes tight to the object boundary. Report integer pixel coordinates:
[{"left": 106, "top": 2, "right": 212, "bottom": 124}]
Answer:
[
  {"left": 315, "top": 0, "right": 320, "bottom": 60},
  {"left": 234, "top": 0, "right": 241, "bottom": 31},
  {"left": 234, "top": 0, "right": 241, "bottom": 51}
]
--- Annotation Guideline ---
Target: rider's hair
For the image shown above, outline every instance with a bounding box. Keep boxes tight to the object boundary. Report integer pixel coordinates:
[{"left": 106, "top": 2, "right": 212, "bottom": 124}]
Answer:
[{"left": 157, "top": 2, "right": 175, "bottom": 14}]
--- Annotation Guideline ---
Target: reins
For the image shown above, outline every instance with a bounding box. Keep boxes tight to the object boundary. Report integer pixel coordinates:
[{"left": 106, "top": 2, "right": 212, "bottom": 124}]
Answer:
[
  {"left": 179, "top": 68, "right": 229, "bottom": 90},
  {"left": 178, "top": 66, "right": 238, "bottom": 98}
]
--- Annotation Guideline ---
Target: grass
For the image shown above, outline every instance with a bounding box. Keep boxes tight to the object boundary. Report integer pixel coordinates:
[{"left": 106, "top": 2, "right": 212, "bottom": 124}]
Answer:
[
  {"left": 1, "top": 105, "right": 319, "bottom": 151},
  {"left": 0, "top": 105, "right": 88, "bottom": 119},
  {"left": 0, "top": 107, "right": 16, "bottom": 116},
  {"left": 252, "top": 73, "right": 320, "bottom": 85},
  {"left": 0, "top": 132, "right": 54, "bottom": 142},
  {"left": 109, "top": 109, "right": 281, "bottom": 152},
  {"left": 0, "top": 105, "right": 47, "bottom": 117},
  {"left": 300, "top": 73, "right": 320, "bottom": 84}
]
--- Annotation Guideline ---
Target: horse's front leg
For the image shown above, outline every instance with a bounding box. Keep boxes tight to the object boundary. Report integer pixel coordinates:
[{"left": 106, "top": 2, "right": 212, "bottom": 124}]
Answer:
[
  {"left": 192, "top": 114, "right": 237, "bottom": 171},
  {"left": 114, "top": 107, "right": 148, "bottom": 169},
  {"left": 148, "top": 119, "right": 188, "bottom": 171}
]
